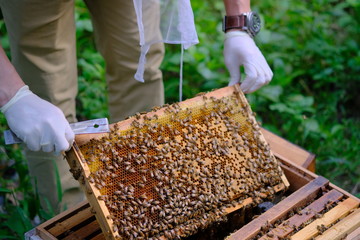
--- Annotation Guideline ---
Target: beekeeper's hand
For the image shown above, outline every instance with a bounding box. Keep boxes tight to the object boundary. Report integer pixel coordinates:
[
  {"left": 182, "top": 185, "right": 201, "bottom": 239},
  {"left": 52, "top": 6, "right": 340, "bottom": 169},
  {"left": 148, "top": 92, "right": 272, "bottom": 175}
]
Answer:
[
  {"left": 223, "top": 31, "right": 273, "bottom": 93},
  {"left": 1, "top": 85, "right": 74, "bottom": 153}
]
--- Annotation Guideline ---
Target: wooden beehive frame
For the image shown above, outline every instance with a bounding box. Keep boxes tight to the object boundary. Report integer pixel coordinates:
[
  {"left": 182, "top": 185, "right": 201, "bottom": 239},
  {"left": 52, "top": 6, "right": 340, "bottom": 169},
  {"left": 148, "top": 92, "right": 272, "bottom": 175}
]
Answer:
[{"left": 66, "top": 85, "right": 289, "bottom": 240}]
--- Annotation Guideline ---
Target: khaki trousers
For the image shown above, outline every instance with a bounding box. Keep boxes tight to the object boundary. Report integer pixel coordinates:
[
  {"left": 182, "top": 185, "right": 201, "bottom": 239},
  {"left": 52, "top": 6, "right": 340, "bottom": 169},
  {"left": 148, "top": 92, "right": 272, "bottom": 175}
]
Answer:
[{"left": 0, "top": 0, "right": 164, "bottom": 213}]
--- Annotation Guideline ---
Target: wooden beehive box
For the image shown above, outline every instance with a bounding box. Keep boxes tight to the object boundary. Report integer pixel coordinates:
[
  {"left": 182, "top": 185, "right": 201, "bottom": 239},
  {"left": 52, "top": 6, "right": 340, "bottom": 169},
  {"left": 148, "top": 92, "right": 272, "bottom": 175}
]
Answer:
[
  {"left": 227, "top": 166, "right": 360, "bottom": 240},
  {"left": 28, "top": 131, "right": 360, "bottom": 240},
  {"left": 63, "top": 85, "right": 290, "bottom": 239}
]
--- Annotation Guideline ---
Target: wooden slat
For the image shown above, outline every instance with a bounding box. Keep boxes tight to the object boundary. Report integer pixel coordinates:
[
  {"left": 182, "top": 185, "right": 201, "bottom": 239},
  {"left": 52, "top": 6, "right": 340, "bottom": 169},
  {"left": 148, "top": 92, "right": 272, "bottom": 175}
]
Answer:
[
  {"left": 66, "top": 146, "right": 115, "bottom": 240},
  {"left": 227, "top": 176, "right": 329, "bottom": 240},
  {"left": 36, "top": 229, "right": 58, "bottom": 240},
  {"left": 291, "top": 197, "right": 360, "bottom": 240},
  {"left": 260, "top": 128, "right": 316, "bottom": 172},
  {"left": 316, "top": 208, "right": 360, "bottom": 240},
  {"left": 277, "top": 151, "right": 318, "bottom": 180},
  {"left": 62, "top": 217, "right": 101, "bottom": 240},
  {"left": 345, "top": 226, "right": 360, "bottom": 240},
  {"left": 330, "top": 183, "right": 360, "bottom": 201},
  {"left": 37, "top": 199, "right": 106, "bottom": 240},
  {"left": 36, "top": 201, "right": 90, "bottom": 239},
  {"left": 46, "top": 203, "right": 93, "bottom": 236},
  {"left": 225, "top": 197, "right": 253, "bottom": 214},
  {"left": 91, "top": 232, "right": 107, "bottom": 240},
  {"left": 280, "top": 161, "right": 314, "bottom": 192},
  {"left": 258, "top": 189, "right": 344, "bottom": 240},
  {"left": 278, "top": 156, "right": 318, "bottom": 192},
  {"left": 304, "top": 155, "right": 316, "bottom": 173}
]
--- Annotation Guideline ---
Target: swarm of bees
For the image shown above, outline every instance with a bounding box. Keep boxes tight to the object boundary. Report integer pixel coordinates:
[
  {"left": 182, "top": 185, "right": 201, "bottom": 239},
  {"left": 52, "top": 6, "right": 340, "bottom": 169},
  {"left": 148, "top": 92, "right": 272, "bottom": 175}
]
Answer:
[{"left": 79, "top": 88, "right": 286, "bottom": 240}]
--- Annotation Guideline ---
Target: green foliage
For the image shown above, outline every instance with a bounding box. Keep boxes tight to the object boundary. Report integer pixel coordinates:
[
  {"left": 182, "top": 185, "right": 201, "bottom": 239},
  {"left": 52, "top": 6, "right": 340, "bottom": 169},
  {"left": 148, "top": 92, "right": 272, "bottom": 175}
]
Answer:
[
  {"left": 162, "top": 1, "right": 227, "bottom": 103},
  {"left": 164, "top": 0, "right": 360, "bottom": 194},
  {"left": 75, "top": 0, "right": 108, "bottom": 121},
  {"left": 251, "top": 0, "right": 360, "bottom": 193},
  {"left": 0, "top": 115, "right": 41, "bottom": 238}
]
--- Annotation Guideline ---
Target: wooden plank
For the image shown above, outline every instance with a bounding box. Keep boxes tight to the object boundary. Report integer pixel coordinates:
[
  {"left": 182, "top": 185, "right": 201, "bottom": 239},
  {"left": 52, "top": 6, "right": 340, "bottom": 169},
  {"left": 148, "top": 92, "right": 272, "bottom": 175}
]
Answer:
[
  {"left": 62, "top": 217, "right": 101, "bottom": 240},
  {"left": 260, "top": 128, "right": 316, "bottom": 171},
  {"left": 280, "top": 162, "right": 313, "bottom": 192},
  {"left": 66, "top": 146, "right": 115, "bottom": 240},
  {"left": 278, "top": 155, "right": 318, "bottom": 180},
  {"left": 36, "top": 201, "right": 90, "bottom": 239},
  {"left": 38, "top": 198, "right": 105, "bottom": 240},
  {"left": 278, "top": 156, "right": 318, "bottom": 192},
  {"left": 91, "top": 232, "right": 107, "bottom": 240},
  {"left": 258, "top": 189, "right": 344, "bottom": 240},
  {"left": 330, "top": 183, "right": 360, "bottom": 201},
  {"left": 227, "top": 176, "right": 329, "bottom": 240},
  {"left": 225, "top": 197, "right": 253, "bottom": 214},
  {"left": 46, "top": 202, "right": 93, "bottom": 236},
  {"left": 346, "top": 226, "right": 360, "bottom": 240},
  {"left": 291, "top": 197, "right": 360, "bottom": 240},
  {"left": 316, "top": 208, "right": 360, "bottom": 240},
  {"left": 37, "top": 200, "right": 88, "bottom": 228},
  {"left": 36, "top": 229, "right": 58, "bottom": 240},
  {"left": 304, "top": 154, "right": 316, "bottom": 173}
]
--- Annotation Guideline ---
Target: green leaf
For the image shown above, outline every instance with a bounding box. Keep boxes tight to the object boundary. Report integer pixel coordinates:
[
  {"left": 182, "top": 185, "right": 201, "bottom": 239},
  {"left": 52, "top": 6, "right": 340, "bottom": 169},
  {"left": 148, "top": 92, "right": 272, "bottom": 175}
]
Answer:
[
  {"left": 346, "top": 0, "right": 360, "bottom": 7},
  {"left": 76, "top": 19, "right": 93, "bottom": 32},
  {"left": 269, "top": 103, "right": 296, "bottom": 115},
  {"left": 257, "top": 85, "right": 283, "bottom": 102},
  {"left": 0, "top": 188, "right": 12, "bottom": 193},
  {"left": 287, "top": 94, "right": 314, "bottom": 111},
  {"left": 304, "top": 118, "right": 320, "bottom": 133},
  {"left": 0, "top": 235, "right": 18, "bottom": 240},
  {"left": 330, "top": 124, "right": 344, "bottom": 135},
  {"left": 196, "top": 63, "right": 217, "bottom": 80},
  {"left": 3, "top": 206, "right": 33, "bottom": 237}
]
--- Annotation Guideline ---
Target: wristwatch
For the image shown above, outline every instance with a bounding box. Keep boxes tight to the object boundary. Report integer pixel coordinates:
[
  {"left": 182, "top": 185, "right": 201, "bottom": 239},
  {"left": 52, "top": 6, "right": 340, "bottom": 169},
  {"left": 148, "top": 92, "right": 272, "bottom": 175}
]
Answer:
[{"left": 222, "top": 12, "right": 261, "bottom": 37}]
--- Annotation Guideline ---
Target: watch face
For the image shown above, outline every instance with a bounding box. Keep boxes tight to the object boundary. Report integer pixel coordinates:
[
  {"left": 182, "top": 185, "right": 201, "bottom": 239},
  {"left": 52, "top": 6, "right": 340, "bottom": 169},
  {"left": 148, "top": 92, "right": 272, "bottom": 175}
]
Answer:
[{"left": 249, "top": 12, "right": 261, "bottom": 36}]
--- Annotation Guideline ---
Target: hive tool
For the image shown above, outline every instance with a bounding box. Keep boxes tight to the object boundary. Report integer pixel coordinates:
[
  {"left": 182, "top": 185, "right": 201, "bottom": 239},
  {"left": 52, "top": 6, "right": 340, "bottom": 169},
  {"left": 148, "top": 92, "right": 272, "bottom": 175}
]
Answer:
[{"left": 4, "top": 118, "right": 110, "bottom": 145}]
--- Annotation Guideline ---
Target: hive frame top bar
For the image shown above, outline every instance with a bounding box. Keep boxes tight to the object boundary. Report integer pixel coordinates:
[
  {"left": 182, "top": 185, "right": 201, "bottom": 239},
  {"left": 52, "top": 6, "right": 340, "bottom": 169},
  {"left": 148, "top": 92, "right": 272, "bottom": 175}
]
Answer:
[{"left": 76, "top": 86, "right": 243, "bottom": 145}]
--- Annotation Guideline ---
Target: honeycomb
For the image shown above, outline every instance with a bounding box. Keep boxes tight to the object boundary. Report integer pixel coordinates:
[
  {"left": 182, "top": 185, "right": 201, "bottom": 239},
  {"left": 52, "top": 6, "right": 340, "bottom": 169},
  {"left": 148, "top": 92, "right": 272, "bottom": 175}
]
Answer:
[{"left": 77, "top": 86, "right": 288, "bottom": 240}]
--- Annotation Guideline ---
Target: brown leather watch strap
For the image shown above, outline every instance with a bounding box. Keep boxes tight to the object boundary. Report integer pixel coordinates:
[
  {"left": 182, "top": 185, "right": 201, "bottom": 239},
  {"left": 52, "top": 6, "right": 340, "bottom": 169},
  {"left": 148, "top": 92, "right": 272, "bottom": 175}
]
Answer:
[{"left": 223, "top": 15, "right": 247, "bottom": 32}]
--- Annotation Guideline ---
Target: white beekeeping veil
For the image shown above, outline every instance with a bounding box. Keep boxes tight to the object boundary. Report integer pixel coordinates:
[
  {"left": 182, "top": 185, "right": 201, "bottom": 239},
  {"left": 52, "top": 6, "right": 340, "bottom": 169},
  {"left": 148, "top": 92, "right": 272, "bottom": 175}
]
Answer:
[{"left": 133, "top": 0, "right": 199, "bottom": 86}]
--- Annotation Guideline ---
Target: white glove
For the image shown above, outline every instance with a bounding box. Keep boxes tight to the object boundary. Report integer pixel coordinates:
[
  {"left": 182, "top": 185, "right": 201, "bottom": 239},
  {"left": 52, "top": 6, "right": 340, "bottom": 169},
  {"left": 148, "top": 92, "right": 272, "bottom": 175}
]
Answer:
[
  {"left": 1, "top": 85, "right": 74, "bottom": 153},
  {"left": 223, "top": 31, "right": 273, "bottom": 93}
]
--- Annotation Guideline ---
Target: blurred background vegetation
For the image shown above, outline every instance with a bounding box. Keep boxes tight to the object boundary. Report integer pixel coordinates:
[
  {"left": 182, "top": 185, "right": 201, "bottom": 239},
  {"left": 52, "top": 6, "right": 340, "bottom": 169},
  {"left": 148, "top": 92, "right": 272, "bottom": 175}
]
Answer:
[{"left": 0, "top": 0, "right": 359, "bottom": 238}]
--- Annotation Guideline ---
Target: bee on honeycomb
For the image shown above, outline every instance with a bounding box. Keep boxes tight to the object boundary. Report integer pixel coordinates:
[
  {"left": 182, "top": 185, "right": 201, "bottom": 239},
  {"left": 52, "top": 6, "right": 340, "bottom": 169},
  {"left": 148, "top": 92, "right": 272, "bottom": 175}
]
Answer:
[{"left": 78, "top": 88, "right": 287, "bottom": 240}]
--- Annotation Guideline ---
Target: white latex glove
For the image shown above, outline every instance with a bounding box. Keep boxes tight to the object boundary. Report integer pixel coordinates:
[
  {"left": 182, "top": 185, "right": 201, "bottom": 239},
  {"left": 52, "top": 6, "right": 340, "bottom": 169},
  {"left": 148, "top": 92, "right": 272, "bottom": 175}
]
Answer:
[
  {"left": 223, "top": 31, "right": 273, "bottom": 93},
  {"left": 1, "top": 85, "right": 74, "bottom": 153}
]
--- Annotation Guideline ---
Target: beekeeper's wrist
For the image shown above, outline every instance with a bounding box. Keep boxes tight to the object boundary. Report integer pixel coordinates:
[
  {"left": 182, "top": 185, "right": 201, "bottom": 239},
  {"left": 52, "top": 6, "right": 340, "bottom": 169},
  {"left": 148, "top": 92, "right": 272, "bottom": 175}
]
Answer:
[
  {"left": 225, "top": 30, "right": 250, "bottom": 40},
  {"left": 1, "top": 85, "right": 32, "bottom": 113}
]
